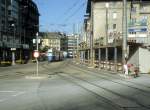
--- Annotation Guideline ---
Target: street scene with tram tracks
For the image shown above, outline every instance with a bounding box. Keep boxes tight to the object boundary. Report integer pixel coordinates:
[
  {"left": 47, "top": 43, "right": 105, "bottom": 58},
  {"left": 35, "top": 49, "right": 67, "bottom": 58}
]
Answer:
[
  {"left": 1, "top": 0, "right": 150, "bottom": 110},
  {"left": 0, "top": 60, "right": 150, "bottom": 110}
]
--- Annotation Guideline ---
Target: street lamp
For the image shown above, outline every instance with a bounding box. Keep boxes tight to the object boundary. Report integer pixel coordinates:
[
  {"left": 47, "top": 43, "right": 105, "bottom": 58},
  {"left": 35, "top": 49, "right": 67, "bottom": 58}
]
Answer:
[{"left": 11, "top": 23, "right": 16, "bottom": 65}]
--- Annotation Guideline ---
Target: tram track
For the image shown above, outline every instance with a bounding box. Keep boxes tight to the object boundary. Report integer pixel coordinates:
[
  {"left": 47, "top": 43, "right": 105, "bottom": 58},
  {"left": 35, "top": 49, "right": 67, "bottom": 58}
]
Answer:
[
  {"left": 58, "top": 73, "right": 150, "bottom": 110},
  {"left": 70, "top": 62, "right": 150, "bottom": 90},
  {"left": 41, "top": 61, "right": 150, "bottom": 109},
  {"left": 67, "top": 64, "right": 150, "bottom": 102}
]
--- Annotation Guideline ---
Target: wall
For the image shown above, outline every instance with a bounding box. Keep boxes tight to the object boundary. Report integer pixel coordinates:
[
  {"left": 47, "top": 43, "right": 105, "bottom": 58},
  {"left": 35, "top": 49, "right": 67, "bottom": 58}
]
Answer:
[
  {"left": 139, "top": 47, "right": 150, "bottom": 73},
  {"left": 128, "top": 47, "right": 150, "bottom": 73},
  {"left": 93, "top": 2, "right": 106, "bottom": 42},
  {"left": 93, "top": 1, "right": 130, "bottom": 45},
  {"left": 128, "top": 46, "right": 139, "bottom": 67}
]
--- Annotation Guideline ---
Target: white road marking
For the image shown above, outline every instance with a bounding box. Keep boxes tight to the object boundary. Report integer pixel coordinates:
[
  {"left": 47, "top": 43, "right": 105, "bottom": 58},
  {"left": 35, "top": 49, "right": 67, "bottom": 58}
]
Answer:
[
  {"left": 0, "top": 91, "right": 16, "bottom": 93},
  {"left": 12, "top": 92, "right": 26, "bottom": 97},
  {"left": 0, "top": 98, "right": 7, "bottom": 102},
  {"left": 0, "top": 91, "right": 26, "bottom": 103}
]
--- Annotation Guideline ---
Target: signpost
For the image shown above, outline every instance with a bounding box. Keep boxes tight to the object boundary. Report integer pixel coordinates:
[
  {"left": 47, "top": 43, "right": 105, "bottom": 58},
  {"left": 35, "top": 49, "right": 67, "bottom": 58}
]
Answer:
[
  {"left": 33, "top": 50, "right": 39, "bottom": 77},
  {"left": 11, "top": 48, "right": 16, "bottom": 65},
  {"left": 32, "top": 32, "right": 40, "bottom": 77}
]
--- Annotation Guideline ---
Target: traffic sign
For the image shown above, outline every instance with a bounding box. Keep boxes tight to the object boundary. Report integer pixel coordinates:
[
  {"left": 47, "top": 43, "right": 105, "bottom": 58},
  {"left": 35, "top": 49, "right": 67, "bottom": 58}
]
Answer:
[{"left": 33, "top": 51, "right": 39, "bottom": 58}]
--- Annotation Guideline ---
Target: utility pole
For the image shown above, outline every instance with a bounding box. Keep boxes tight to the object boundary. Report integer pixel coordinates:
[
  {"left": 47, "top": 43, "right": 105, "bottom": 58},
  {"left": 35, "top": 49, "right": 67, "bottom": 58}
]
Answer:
[
  {"left": 90, "top": 0, "right": 94, "bottom": 67},
  {"left": 122, "top": 0, "right": 128, "bottom": 66},
  {"left": 105, "top": 3, "right": 109, "bottom": 68},
  {"left": 73, "top": 23, "right": 76, "bottom": 61}
]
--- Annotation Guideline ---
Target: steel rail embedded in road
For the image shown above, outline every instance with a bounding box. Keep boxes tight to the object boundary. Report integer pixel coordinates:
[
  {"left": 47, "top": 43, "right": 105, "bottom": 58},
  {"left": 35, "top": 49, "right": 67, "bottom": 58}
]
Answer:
[
  {"left": 70, "top": 62, "right": 150, "bottom": 89},
  {"left": 40, "top": 61, "right": 150, "bottom": 109}
]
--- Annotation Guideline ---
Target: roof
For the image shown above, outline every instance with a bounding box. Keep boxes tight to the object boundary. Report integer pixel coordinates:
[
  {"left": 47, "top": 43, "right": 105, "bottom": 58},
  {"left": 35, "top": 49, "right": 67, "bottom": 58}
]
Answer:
[{"left": 39, "top": 32, "right": 67, "bottom": 39}]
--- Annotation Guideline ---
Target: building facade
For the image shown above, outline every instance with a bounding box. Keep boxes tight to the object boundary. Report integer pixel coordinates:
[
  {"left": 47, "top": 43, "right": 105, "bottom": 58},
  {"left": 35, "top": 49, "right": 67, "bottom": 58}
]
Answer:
[
  {"left": 60, "top": 33, "right": 68, "bottom": 52},
  {"left": 0, "top": 0, "right": 39, "bottom": 64},
  {"left": 40, "top": 32, "right": 61, "bottom": 51},
  {"left": 67, "top": 35, "right": 78, "bottom": 58},
  {"left": 80, "top": 0, "right": 150, "bottom": 72}
]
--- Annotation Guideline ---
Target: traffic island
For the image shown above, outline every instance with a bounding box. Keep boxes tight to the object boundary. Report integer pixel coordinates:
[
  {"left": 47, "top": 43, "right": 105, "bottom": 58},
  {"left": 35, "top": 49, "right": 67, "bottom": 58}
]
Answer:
[{"left": 25, "top": 75, "right": 48, "bottom": 79}]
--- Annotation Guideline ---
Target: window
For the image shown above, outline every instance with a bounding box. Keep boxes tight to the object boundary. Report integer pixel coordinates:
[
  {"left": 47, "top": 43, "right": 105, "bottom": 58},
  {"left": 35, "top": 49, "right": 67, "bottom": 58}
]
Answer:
[
  {"left": 113, "top": 12, "right": 117, "bottom": 19},
  {"left": 113, "top": 24, "right": 116, "bottom": 30},
  {"left": 131, "top": 6, "right": 136, "bottom": 13}
]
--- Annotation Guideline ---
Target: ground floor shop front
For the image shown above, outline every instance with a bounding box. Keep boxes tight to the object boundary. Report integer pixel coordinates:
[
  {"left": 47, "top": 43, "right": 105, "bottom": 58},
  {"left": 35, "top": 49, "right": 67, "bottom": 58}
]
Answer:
[{"left": 0, "top": 47, "right": 31, "bottom": 66}]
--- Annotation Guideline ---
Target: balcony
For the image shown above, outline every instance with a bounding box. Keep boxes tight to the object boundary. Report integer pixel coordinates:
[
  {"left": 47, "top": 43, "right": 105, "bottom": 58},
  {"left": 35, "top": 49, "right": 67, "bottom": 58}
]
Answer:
[
  {"left": 128, "top": 37, "right": 148, "bottom": 44},
  {"left": 128, "top": 35, "right": 148, "bottom": 44},
  {"left": 128, "top": 21, "right": 147, "bottom": 27}
]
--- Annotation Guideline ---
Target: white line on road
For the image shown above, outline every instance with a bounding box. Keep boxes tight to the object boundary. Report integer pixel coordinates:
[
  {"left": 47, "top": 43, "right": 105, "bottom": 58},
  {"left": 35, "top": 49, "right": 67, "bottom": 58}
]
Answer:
[
  {"left": 0, "top": 98, "right": 7, "bottom": 102},
  {"left": 0, "top": 91, "right": 16, "bottom": 93},
  {"left": 0, "top": 91, "right": 26, "bottom": 103},
  {"left": 12, "top": 92, "right": 26, "bottom": 97}
]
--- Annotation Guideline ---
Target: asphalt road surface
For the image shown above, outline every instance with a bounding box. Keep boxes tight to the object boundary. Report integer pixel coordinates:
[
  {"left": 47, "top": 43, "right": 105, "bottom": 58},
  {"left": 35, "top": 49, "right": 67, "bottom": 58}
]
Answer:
[{"left": 0, "top": 60, "right": 150, "bottom": 110}]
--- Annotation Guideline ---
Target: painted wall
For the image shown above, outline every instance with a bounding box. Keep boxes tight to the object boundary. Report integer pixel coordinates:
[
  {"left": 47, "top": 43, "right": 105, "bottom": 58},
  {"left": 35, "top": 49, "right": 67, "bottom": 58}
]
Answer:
[
  {"left": 139, "top": 48, "right": 150, "bottom": 73},
  {"left": 128, "top": 47, "right": 150, "bottom": 73},
  {"left": 93, "top": 2, "right": 125, "bottom": 45},
  {"left": 128, "top": 46, "right": 139, "bottom": 67}
]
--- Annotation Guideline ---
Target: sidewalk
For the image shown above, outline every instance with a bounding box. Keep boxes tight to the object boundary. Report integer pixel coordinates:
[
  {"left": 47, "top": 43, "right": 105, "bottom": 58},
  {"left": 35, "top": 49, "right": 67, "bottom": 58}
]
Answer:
[{"left": 73, "top": 61, "right": 150, "bottom": 81}]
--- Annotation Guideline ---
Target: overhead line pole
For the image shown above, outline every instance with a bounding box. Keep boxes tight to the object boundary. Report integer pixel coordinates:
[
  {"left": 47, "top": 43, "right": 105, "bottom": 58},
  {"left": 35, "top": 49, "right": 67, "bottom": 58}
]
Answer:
[
  {"left": 122, "top": 0, "right": 128, "bottom": 70},
  {"left": 90, "top": 0, "right": 94, "bottom": 67}
]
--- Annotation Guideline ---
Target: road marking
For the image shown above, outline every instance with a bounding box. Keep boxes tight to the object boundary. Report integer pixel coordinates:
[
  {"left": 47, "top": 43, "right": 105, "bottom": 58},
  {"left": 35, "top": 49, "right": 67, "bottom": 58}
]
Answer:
[
  {"left": 0, "top": 91, "right": 26, "bottom": 103},
  {"left": 12, "top": 92, "right": 26, "bottom": 97},
  {"left": 25, "top": 76, "right": 47, "bottom": 79},
  {"left": 0, "top": 98, "right": 7, "bottom": 102},
  {"left": 0, "top": 91, "right": 15, "bottom": 93}
]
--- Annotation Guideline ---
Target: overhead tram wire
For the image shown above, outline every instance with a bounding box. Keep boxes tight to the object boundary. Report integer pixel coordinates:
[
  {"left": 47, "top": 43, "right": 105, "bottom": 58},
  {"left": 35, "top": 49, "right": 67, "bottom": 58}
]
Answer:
[
  {"left": 56, "top": 0, "right": 83, "bottom": 23},
  {"left": 63, "top": 0, "right": 81, "bottom": 15},
  {"left": 63, "top": 2, "right": 86, "bottom": 22},
  {"left": 57, "top": 1, "right": 86, "bottom": 33}
]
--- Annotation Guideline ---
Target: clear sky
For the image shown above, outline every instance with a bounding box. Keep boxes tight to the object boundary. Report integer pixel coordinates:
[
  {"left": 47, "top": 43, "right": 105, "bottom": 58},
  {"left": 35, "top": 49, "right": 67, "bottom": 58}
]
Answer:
[{"left": 33, "top": 0, "right": 87, "bottom": 34}]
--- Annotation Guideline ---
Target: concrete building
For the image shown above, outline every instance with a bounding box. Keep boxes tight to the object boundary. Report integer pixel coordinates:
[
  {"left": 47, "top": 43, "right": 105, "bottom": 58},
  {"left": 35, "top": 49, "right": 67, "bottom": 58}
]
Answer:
[
  {"left": 40, "top": 32, "right": 61, "bottom": 51},
  {"left": 0, "top": 0, "right": 39, "bottom": 64},
  {"left": 80, "top": 0, "right": 150, "bottom": 73},
  {"left": 40, "top": 32, "right": 79, "bottom": 58},
  {"left": 60, "top": 33, "right": 68, "bottom": 52},
  {"left": 67, "top": 34, "right": 78, "bottom": 58}
]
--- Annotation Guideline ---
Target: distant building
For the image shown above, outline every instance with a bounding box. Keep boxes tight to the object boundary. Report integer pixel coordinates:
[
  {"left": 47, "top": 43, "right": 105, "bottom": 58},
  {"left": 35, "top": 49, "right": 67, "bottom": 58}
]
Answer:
[
  {"left": 40, "top": 32, "right": 61, "bottom": 51},
  {"left": 60, "top": 33, "right": 68, "bottom": 52},
  {"left": 67, "top": 35, "right": 78, "bottom": 58}
]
